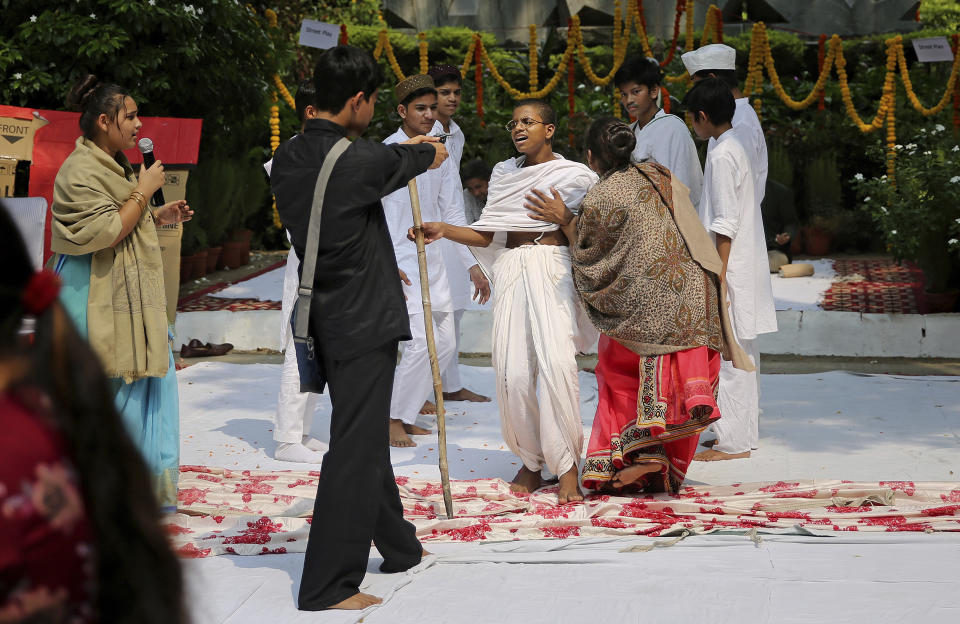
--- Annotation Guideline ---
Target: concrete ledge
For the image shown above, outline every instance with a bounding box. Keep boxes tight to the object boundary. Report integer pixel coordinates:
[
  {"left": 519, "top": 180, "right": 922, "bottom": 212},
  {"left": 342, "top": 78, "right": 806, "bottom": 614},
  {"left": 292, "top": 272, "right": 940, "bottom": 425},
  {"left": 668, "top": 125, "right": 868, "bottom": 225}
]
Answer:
[{"left": 175, "top": 308, "right": 960, "bottom": 358}]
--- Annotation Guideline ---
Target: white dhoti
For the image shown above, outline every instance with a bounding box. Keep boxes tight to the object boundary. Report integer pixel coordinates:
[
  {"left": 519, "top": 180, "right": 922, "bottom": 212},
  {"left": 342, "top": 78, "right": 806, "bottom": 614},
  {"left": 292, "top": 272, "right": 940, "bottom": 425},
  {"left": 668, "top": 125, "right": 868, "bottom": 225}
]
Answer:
[
  {"left": 492, "top": 245, "right": 587, "bottom": 477},
  {"left": 390, "top": 311, "right": 457, "bottom": 425},
  {"left": 712, "top": 331, "right": 761, "bottom": 454},
  {"left": 274, "top": 247, "right": 318, "bottom": 443}
]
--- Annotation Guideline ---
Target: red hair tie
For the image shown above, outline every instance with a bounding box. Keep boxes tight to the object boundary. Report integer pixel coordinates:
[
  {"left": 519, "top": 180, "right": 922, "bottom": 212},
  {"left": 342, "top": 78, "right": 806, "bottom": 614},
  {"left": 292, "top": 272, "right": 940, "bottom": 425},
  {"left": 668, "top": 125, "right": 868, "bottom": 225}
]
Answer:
[{"left": 22, "top": 269, "right": 62, "bottom": 315}]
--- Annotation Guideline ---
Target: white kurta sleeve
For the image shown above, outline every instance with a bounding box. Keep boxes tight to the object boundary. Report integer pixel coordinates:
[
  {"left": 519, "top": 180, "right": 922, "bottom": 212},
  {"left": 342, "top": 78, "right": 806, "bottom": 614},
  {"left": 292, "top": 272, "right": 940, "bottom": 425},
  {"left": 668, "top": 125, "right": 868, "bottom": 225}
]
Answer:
[
  {"left": 438, "top": 158, "right": 478, "bottom": 272},
  {"left": 657, "top": 119, "right": 703, "bottom": 210},
  {"left": 706, "top": 152, "right": 744, "bottom": 239}
]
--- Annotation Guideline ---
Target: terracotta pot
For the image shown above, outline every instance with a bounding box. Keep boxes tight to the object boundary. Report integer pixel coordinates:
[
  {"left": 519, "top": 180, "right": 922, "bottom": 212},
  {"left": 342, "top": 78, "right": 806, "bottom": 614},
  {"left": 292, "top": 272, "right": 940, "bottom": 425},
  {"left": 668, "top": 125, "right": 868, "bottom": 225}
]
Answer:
[
  {"left": 231, "top": 228, "right": 253, "bottom": 243},
  {"left": 219, "top": 241, "right": 244, "bottom": 270},
  {"left": 179, "top": 255, "right": 195, "bottom": 282},
  {"left": 192, "top": 249, "right": 208, "bottom": 279},
  {"left": 803, "top": 227, "right": 831, "bottom": 256},
  {"left": 239, "top": 240, "right": 250, "bottom": 265},
  {"left": 924, "top": 289, "right": 959, "bottom": 314},
  {"left": 205, "top": 246, "right": 222, "bottom": 273},
  {"left": 790, "top": 231, "right": 804, "bottom": 255}
]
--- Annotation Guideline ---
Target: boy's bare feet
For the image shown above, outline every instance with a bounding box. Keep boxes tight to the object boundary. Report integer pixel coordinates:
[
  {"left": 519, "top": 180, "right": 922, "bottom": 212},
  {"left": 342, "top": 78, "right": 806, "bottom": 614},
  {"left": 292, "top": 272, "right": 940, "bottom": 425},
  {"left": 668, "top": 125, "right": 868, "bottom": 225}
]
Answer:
[
  {"left": 420, "top": 400, "right": 437, "bottom": 414},
  {"left": 389, "top": 419, "right": 416, "bottom": 447},
  {"left": 328, "top": 592, "right": 382, "bottom": 610},
  {"left": 557, "top": 465, "right": 583, "bottom": 504},
  {"left": 693, "top": 449, "right": 751, "bottom": 461},
  {"left": 442, "top": 388, "right": 491, "bottom": 402},
  {"left": 404, "top": 423, "right": 431, "bottom": 435},
  {"left": 509, "top": 466, "right": 543, "bottom": 494},
  {"left": 611, "top": 462, "right": 660, "bottom": 488}
]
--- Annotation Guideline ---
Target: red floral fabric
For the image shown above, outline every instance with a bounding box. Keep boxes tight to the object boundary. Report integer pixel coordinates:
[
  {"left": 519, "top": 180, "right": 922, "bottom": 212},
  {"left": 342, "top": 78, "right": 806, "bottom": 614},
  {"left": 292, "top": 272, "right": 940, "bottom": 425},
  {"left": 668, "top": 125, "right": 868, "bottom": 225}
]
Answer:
[{"left": 0, "top": 391, "right": 95, "bottom": 623}]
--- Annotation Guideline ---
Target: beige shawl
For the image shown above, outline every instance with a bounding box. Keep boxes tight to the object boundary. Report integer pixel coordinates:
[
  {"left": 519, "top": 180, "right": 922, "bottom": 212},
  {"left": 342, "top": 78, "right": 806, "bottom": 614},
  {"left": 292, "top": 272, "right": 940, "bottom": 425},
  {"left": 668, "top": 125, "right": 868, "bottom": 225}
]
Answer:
[
  {"left": 51, "top": 137, "right": 169, "bottom": 382},
  {"left": 573, "top": 163, "right": 754, "bottom": 371}
]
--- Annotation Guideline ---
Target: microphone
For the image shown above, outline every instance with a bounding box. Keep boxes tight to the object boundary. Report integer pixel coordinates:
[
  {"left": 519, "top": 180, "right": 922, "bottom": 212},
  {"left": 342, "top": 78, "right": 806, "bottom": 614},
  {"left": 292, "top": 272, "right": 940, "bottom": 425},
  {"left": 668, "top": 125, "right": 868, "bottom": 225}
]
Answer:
[{"left": 137, "top": 137, "right": 166, "bottom": 207}]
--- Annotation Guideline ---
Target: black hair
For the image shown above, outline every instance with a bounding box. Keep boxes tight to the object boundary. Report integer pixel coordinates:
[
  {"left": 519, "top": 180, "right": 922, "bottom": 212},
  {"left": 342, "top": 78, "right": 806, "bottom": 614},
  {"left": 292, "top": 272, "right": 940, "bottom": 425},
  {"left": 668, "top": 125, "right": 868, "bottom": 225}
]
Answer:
[
  {"left": 461, "top": 158, "right": 491, "bottom": 184},
  {"left": 313, "top": 45, "right": 382, "bottom": 113},
  {"left": 692, "top": 68, "right": 739, "bottom": 90},
  {"left": 514, "top": 98, "right": 557, "bottom": 126},
  {"left": 584, "top": 116, "right": 636, "bottom": 175},
  {"left": 295, "top": 77, "right": 317, "bottom": 123},
  {"left": 614, "top": 56, "right": 662, "bottom": 90},
  {"left": 682, "top": 77, "right": 735, "bottom": 126},
  {"left": 428, "top": 65, "right": 462, "bottom": 88},
  {"left": 65, "top": 74, "right": 130, "bottom": 139},
  {"left": 0, "top": 203, "right": 187, "bottom": 624},
  {"left": 400, "top": 86, "right": 438, "bottom": 108}
]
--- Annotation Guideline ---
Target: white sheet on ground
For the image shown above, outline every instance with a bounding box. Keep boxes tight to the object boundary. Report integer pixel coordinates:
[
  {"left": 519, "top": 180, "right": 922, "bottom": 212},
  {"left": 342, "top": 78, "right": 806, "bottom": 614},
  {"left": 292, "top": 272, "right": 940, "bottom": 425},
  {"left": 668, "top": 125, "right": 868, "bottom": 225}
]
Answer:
[
  {"left": 770, "top": 258, "right": 836, "bottom": 311},
  {"left": 211, "top": 267, "right": 286, "bottom": 300}
]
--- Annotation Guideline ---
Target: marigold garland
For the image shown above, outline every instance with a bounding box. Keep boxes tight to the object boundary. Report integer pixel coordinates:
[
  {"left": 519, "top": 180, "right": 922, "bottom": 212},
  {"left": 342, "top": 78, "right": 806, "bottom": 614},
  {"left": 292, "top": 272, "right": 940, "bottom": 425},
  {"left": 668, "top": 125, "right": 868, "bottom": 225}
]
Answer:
[
  {"left": 272, "top": 74, "right": 295, "bottom": 111},
  {"left": 269, "top": 92, "right": 282, "bottom": 229},
  {"left": 817, "top": 34, "right": 827, "bottom": 111},
  {"left": 684, "top": 0, "right": 695, "bottom": 52},
  {"left": 661, "top": 84, "right": 671, "bottom": 114},
  {"left": 568, "top": 49, "right": 576, "bottom": 147},
  {"left": 339, "top": 23, "right": 348, "bottom": 45},
  {"left": 660, "top": 0, "right": 685, "bottom": 67},
  {"left": 418, "top": 32, "right": 429, "bottom": 75},
  {"left": 474, "top": 38, "right": 484, "bottom": 127},
  {"left": 952, "top": 35, "right": 960, "bottom": 134}
]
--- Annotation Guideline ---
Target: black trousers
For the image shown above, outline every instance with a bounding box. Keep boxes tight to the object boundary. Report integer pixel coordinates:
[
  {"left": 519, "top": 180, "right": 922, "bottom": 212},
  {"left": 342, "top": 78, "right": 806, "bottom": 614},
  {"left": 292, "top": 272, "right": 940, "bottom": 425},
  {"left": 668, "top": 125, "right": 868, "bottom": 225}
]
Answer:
[{"left": 297, "top": 339, "right": 422, "bottom": 610}]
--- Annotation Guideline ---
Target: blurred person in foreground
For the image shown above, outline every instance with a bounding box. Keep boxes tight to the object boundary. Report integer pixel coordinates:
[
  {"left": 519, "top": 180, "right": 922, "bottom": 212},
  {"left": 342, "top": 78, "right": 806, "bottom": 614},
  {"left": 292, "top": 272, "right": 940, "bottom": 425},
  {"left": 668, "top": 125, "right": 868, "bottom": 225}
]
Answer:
[
  {"left": 271, "top": 46, "right": 447, "bottom": 611},
  {"left": 50, "top": 76, "right": 193, "bottom": 510},
  {"left": 0, "top": 205, "right": 186, "bottom": 623},
  {"left": 525, "top": 117, "right": 752, "bottom": 493}
]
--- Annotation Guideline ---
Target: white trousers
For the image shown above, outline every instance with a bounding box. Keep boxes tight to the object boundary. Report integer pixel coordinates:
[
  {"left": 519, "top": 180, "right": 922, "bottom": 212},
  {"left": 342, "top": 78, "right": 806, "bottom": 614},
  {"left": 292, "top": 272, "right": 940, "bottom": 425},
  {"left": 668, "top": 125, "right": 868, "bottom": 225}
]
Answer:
[
  {"left": 713, "top": 334, "right": 761, "bottom": 454},
  {"left": 274, "top": 248, "right": 318, "bottom": 443},
  {"left": 440, "top": 309, "right": 465, "bottom": 390},
  {"left": 390, "top": 311, "right": 456, "bottom": 425},
  {"left": 274, "top": 332, "right": 319, "bottom": 443},
  {"left": 492, "top": 246, "right": 583, "bottom": 477}
]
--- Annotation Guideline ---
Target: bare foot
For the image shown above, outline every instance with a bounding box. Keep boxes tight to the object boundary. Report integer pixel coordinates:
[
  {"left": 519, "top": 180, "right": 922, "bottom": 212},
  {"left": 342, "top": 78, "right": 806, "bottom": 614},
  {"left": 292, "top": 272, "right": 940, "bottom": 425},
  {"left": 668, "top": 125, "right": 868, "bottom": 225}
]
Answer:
[
  {"left": 420, "top": 400, "right": 437, "bottom": 414},
  {"left": 693, "top": 449, "right": 751, "bottom": 461},
  {"left": 389, "top": 419, "right": 416, "bottom": 447},
  {"left": 557, "top": 465, "right": 584, "bottom": 504},
  {"left": 509, "top": 466, "right": 543, "bottom": 494},
  {"left": 403, "top": 423, "right": 432, "bottom": 435},
  {"left": 611, "top": 462, "right": 660, "bottom": 488},
  {"left": 442, "top": 388, "right": 491, "bottom": 402},
  {"left": 700, "top": 438, "right": 718, "bottom": 448},
  {"left": 328, "top": 592, "right": 382, "bottom": 610}
]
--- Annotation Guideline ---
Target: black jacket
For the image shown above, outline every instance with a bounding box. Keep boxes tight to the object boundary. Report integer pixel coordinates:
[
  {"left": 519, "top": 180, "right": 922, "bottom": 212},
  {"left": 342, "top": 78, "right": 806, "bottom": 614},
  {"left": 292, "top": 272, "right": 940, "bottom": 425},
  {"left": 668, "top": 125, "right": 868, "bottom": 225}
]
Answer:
[{"left": 271, "top": 118, "right": 435, "bottom": 360}]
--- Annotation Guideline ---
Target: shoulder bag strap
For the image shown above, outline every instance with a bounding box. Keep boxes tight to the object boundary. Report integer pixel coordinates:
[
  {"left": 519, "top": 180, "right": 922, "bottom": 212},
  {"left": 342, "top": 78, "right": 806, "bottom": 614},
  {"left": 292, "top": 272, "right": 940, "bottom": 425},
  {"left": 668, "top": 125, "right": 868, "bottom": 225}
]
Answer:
[{"left": 293, "top": 136, "right": 351, "bottom": 344}]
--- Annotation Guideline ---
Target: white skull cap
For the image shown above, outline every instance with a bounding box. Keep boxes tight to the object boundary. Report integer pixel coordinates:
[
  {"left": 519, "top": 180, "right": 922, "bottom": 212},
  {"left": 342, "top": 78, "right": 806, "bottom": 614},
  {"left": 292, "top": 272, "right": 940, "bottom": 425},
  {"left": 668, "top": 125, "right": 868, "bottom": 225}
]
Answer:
[{"left": 681, "top": 43, "right": 737, "bottom": 75}]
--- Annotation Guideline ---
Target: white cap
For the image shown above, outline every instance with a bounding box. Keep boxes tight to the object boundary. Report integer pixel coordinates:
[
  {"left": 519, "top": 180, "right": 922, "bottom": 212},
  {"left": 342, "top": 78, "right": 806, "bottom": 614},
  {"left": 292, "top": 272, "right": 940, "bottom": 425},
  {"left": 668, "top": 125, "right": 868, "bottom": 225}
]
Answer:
[{"left": 681, "top": 44, "right": 737, "bottom": 76}]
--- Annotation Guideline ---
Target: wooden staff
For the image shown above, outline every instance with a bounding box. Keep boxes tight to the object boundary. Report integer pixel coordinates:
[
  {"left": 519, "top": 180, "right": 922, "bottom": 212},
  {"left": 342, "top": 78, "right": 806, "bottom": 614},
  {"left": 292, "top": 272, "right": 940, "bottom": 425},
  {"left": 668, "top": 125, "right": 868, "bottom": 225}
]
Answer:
[{"left": 407, "top": 179, "right": 454, "bottom": 519}]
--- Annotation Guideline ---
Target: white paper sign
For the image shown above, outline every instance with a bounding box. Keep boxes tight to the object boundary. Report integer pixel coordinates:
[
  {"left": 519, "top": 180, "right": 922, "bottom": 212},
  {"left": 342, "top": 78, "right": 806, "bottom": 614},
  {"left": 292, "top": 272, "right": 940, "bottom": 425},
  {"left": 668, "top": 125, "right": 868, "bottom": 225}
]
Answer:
[
  {"left": 299, "top": 19, "right": 339, "bottom": 50},
  {"left": 912, "top": 37, "right": 954, "bottom": 63}
]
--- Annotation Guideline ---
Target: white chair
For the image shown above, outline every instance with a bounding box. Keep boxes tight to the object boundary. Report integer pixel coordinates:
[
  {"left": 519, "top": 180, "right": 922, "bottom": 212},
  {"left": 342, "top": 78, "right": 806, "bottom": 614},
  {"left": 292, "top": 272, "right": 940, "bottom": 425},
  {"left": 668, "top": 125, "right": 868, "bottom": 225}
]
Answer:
[{"left": 1, "top": 197, "right": 47, "bottom": 270}]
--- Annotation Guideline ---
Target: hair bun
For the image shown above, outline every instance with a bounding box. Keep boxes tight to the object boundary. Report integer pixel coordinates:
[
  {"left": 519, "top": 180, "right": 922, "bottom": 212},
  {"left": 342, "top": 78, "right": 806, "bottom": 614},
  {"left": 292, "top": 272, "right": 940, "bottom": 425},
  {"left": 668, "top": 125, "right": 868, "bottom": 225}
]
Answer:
[
  {"left": 607, "top": 122, "right": 636, "bottom": 158},
  {"left": 66, "top": 74, "right": 100, "bottom": 111}
]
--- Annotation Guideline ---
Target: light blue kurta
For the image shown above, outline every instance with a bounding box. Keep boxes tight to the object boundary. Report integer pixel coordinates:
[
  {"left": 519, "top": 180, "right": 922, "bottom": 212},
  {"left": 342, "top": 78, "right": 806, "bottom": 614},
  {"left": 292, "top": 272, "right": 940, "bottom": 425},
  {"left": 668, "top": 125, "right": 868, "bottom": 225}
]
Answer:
[{"left": 57, "top": 253, "right": 180, "bottom": 512}]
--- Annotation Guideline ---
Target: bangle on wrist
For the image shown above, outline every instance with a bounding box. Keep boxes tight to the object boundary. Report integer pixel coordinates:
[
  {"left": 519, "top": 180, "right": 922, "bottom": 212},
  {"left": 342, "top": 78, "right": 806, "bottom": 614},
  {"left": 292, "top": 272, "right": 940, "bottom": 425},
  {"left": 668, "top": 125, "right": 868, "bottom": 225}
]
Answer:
[{"left": 129, "top": 191, "right": 147, "bottom": 212}]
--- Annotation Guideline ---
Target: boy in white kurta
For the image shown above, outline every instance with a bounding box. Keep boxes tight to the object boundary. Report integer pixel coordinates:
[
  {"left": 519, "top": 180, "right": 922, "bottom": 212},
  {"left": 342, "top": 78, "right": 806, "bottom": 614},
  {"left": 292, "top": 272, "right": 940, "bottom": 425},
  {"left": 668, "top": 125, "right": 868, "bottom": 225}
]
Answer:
[
  {"left": 428, "top": 65, "right": 492, "bottom": 405},
  {"left": 412, "top": 99, "right": 598, "bottom": 504},
  {"left": 615, "top": 56, "right": 703, "bottom": 211},
  {"left": 382, "top": 75, "right": 484, "bottom": 447},
  {"left": 683, "top": 78, "right": 777, "bottom": 462}
]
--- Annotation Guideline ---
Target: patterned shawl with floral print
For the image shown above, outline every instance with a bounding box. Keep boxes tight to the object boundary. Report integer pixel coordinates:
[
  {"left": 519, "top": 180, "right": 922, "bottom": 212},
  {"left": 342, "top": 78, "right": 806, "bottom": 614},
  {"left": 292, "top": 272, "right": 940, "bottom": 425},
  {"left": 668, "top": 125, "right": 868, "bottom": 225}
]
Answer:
[{"left": 572, "top": 162, "right": 729, "bottom": 358}]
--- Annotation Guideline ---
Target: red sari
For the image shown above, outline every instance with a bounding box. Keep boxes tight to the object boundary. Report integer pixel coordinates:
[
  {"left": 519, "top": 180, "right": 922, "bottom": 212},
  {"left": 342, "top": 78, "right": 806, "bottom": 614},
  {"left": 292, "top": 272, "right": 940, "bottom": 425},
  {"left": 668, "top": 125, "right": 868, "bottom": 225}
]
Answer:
[{"left": 581, "top": 336, "right": 721, "bottom": 494}]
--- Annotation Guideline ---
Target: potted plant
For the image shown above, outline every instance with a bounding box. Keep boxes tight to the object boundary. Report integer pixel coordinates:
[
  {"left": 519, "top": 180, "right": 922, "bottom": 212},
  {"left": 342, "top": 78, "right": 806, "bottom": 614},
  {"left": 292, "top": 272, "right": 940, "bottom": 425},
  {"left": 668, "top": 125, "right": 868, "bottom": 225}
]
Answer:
[{"left": 852, "top": 124, "right": 960, "bottom": 311}]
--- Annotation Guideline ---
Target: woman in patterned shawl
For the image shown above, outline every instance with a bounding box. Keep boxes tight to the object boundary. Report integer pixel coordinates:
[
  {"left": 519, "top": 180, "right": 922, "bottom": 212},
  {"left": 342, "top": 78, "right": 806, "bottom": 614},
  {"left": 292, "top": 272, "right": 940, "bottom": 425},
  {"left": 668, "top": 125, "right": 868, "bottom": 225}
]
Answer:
[{"left": 526, "top": 116, "right": 752, "bottom": 494}]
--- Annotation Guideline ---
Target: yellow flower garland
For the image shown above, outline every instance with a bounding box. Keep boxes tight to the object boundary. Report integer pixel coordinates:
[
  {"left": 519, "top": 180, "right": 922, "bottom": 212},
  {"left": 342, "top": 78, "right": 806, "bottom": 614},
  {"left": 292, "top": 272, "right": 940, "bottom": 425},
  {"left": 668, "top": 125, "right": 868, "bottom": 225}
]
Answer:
[
  {"left": 684, "top": 0, "right": 695, "bottom": 52},
  {"left": 418, "top": 32, "right": 428, "bottom": 75},
  {"left": 529, "top": 24, "right": 539, "bottom": 92},
  {"left": 895, "top": 36, "right": 960, "bottom": 116},
  {"left": 272, "top": 74, "right": 295, "bottom": 111}
]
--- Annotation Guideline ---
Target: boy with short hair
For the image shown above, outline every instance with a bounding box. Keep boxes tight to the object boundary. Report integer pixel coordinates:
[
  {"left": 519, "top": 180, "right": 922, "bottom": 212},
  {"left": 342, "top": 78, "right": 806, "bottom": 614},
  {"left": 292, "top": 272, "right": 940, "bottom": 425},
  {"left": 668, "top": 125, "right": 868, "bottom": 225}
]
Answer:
[
  {"left": 272, "top": 46, "right": 447, "bottom": 611},
  {"left": 414, "top": 98, "right": 599, "bottom": 504},
  {"left": 614, "top": 56, "right": 703, "bottom": 209},
  {"left": 682, "top": 77, "right": 775, "bottom": 462},
  {"left": 381, "top": 75, "right": 488, "bottom": 447}
]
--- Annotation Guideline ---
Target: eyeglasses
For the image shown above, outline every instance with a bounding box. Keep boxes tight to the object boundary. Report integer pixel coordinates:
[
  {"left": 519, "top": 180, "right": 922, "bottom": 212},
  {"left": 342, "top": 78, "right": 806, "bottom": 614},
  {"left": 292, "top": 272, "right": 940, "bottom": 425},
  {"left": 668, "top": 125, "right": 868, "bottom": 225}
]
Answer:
[{"left": 505, "top": 117, "right": 546, "bottom": 132}]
